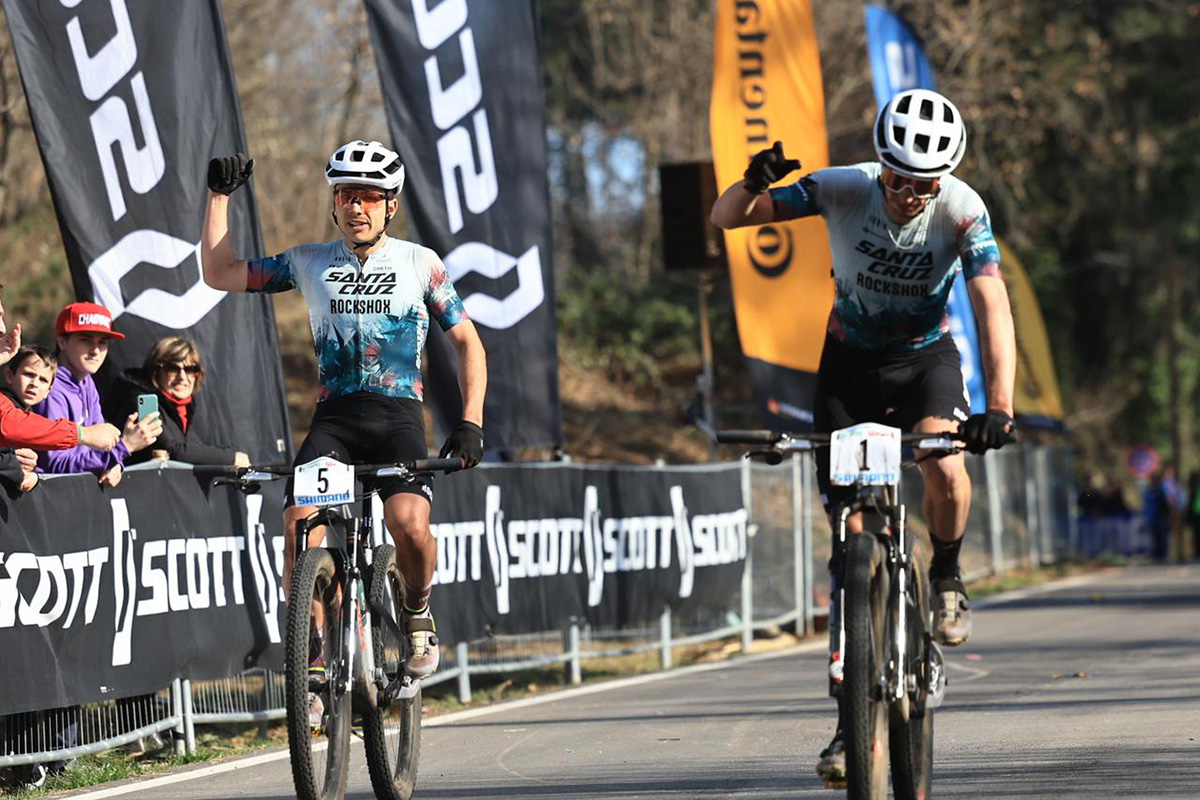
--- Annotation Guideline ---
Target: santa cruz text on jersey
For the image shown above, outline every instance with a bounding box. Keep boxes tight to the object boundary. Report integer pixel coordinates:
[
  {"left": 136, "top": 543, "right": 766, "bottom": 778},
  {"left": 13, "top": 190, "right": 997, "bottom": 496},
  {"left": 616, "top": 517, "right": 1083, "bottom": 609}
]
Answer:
[
  {"left": 245, "top": 237, "right": 467, "bottom": 402},
  {"left": 770, "top": 162, "right": 1000, "bottom": 352}
]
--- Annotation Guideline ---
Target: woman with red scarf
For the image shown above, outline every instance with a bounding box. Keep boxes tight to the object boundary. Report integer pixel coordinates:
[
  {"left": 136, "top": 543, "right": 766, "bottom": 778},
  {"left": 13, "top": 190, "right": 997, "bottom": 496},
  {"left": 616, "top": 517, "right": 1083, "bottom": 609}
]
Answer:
[{"left": 109, "top": 337, "right": 250, "bottom": 467}]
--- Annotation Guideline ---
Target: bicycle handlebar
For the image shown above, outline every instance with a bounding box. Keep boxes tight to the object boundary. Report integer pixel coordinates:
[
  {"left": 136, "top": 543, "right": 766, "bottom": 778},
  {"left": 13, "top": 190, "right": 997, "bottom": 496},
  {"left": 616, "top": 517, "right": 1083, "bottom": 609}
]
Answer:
[
  {"left": 198, "top": 457, "right": 468, "bottom": 484},
  {"left": 714, "top": 429, "right": 964, "bottom": 450}
]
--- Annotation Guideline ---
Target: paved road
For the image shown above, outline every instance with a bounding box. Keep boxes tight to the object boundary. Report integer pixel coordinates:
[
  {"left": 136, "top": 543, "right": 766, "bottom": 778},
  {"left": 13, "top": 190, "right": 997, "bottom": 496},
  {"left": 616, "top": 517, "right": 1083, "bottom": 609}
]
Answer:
[{"left": 71, "top": 564, "right": 1200, "bottom": 800}]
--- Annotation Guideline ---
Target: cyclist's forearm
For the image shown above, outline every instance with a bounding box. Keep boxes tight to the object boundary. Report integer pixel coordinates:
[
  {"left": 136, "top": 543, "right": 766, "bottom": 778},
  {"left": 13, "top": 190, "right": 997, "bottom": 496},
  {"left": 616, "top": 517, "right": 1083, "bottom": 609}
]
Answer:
[
  {"left": 453, "top": 325, "right": 487, "bottom": 426},
  {"left": 710, "top": 183, "right": 774, "bottom": 229},
  {"left": 201, "top": 192, "right": 247, "bottom": 292},
  {"left": 969, "top": 277, "right": 1016, "bottom": 415}
]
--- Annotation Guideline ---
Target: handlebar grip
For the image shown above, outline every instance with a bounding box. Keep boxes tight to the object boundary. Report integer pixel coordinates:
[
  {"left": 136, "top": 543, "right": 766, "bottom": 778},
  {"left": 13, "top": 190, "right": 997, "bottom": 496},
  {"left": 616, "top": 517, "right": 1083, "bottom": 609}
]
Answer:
[
  {"left": 412, "top": 457, "right": 465, "bottom": 473},
  {"left": 192, "top": 465, "right": 241, "bottom": 479},
  {"left": 715, "top": 430, "right": 781, "bottom": 445}
]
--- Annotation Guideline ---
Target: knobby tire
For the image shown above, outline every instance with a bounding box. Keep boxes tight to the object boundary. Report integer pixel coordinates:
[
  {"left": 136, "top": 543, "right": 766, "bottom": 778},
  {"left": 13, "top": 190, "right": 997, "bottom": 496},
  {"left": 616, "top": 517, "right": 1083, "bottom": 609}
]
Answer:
[
  {"left": 843, "top": 532, "right": 890, "bottom": 800},
  {"left": 285, "top": 548, "right": 350, "bottom": 800},
  {"left": 890, "top": 546, "right": 935, "bottom": 800},
  {"left": 363, "top": 543, "right": 423, "bottom": 800}
]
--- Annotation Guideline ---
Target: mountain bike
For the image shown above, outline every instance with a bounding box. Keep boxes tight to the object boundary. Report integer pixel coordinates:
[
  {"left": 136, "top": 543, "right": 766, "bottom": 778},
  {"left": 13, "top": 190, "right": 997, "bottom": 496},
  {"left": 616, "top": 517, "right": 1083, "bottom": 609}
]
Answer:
[
  {"left": 717, "top": 423, "right": 957, "bottom": 800},
  {"left": 216, "top": 456, "right": 461, "bottom": 800}
]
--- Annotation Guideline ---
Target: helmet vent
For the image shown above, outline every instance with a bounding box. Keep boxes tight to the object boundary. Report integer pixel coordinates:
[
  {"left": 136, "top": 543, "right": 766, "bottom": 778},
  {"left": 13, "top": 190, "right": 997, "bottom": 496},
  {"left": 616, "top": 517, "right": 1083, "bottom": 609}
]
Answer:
[
  {"left": 893, "top": 125, "right": 906, "bottom": 143},
  {"left": 938, "top": 136, "right": 951, "bottom": 152},
  {"left": 919, "top": 99, "right": 933, "bottom": 120},
  {"left": 350, "top": 149, "right": 364, "bottom": 162},
  {"left": 371, "top": 151, "right": 385, "bottom": 162},
  {"left": 334, "top": 149, "right": 345, "bottom": 161},
  {"left": 896, "top": 94, "right": 911, "bottom": 114},
  {"left": 914, "top": 133, "right": 929, "bottom": 154}
]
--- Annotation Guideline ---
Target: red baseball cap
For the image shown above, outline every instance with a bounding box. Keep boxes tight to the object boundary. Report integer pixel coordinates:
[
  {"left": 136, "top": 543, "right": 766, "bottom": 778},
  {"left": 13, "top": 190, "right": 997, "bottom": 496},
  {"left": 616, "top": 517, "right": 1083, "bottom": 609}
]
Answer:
[{"left": 55, "top": 302, "right": 125, "bottom": 340}]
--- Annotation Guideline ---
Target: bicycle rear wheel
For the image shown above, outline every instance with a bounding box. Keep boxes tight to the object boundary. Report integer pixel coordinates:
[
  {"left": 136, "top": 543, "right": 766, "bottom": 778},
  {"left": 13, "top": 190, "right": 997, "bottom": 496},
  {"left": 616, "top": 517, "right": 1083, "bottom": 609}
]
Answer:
[
  {"left": 843, "top": 532, "right": 891, "bottom": 800},
  {"left": 363, "top": 544, "right": 422, "bottom": 800},
  {"left": 890, "top": 547, "right": 934, "bottom": 800},
  {"left": 285, "top": 548, "right": 351, "bottom": 800}
]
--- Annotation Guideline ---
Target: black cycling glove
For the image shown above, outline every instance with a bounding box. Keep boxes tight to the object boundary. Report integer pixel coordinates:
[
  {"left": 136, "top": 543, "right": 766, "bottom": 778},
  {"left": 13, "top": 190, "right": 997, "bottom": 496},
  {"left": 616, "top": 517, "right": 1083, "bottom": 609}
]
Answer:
[
  {"left": 207, "top": 153, "right": 254, "bottom": 195},
  {"left": 743, "top": 141, "right": 801, "bottom": 194},
  {"left": 439, "top": 420, "right": 484, "bottom": 468},
  {"left": 961, "top": 410, "right": 1016, "bottom": 455}
]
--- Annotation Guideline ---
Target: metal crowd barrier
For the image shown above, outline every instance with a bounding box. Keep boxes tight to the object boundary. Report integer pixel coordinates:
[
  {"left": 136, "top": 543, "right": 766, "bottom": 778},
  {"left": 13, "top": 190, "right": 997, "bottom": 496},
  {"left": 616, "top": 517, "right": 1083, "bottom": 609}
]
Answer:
[{"left": 1, "top": 443, "right": 1074, "bottom": 770}]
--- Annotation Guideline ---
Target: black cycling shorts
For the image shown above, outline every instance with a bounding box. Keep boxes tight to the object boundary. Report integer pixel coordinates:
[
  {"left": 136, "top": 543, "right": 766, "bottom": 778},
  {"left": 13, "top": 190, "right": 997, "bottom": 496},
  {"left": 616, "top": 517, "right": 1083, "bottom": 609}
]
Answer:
[
  {"left": 285, "top": 392, "right": 433, "bottom": 508},
  {"left": 813, "top": 334, "right": 968, "bottom": 511}
]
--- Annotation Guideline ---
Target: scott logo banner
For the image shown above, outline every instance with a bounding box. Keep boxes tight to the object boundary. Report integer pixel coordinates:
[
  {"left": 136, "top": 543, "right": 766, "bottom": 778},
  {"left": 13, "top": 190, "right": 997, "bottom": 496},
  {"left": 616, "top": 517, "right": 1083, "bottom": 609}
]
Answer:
[
  {"left": 0, "top": 463, "right": 746, "bottom": 713},
  {"left": 3, "top": 0, "right": 291, "bottom": 461},
  {"left": 365, "top": 0, "right": 562, "bottom": 450}
]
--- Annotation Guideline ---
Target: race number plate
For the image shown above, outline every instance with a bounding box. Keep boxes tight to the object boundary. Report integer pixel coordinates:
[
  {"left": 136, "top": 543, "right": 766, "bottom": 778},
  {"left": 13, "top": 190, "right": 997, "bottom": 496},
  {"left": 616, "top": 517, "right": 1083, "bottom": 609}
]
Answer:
[
  {"left": 294, "top": 456, "right": 355, "bottom": 507},
  {"left": 829, "top": 423, "right": 902, "bottom": 486}
]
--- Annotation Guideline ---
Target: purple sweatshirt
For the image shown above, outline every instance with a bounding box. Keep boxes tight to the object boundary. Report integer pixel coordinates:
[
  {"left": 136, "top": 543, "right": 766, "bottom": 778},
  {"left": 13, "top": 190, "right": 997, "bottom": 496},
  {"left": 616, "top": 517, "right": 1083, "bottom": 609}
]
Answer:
[{"left": 33, "top": 365, "right": 129, "bottom": 474}]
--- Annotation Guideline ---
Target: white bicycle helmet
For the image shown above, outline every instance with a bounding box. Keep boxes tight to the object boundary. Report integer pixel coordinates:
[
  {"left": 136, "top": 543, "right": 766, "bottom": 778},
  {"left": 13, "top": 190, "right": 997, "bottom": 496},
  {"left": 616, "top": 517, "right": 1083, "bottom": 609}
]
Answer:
[
  {"left": 873, "top": 89, "right": 966, "bottom": 179},
  {"left": 325, "top": 140, "right": 405, "bottom": 193}
]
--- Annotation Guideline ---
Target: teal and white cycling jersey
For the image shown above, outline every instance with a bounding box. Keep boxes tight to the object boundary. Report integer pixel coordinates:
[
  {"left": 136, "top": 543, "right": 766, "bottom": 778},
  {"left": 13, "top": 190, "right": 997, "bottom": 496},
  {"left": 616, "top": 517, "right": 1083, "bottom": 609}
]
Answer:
[
  {"left": 769, "top": 162, "right": 1001, "bottom": 352},
  {"left": 245, "top": 237, "right": 467, "bottom": 402}
]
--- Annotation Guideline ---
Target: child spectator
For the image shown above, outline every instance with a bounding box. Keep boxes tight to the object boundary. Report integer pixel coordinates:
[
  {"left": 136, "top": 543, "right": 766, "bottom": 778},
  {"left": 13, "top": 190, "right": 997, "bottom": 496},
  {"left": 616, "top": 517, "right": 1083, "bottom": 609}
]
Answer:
[
  {"left": 0, "top": 345, "right": 60, "bottom": 495},
  {"left": 33, "top": 302, "right": 162, "bottom": 486},
  {"left": 110, "top": 336, "right": 249, "bottom": 467},
  {"left": 0, "top": 288, "right": 120, "bottom": 454}
]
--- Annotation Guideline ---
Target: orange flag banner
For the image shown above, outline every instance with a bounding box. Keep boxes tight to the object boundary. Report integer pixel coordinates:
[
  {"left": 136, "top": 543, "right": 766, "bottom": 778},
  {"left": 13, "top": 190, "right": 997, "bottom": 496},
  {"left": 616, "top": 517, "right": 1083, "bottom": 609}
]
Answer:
[{"left": 710, "top": 0, "right": 834, "bottom": 427}]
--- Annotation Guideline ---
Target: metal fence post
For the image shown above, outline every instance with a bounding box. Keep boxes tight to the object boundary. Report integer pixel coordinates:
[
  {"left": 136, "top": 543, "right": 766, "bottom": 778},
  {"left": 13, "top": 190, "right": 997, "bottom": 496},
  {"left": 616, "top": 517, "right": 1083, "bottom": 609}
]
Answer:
[
  {"left": 740, "top": 456, "right": 754, "bottom": 653},
  {"left": 791, "top": 453, "right": 805, "bottom": 635},
  {"left": 455, "top": 641, "right": 471, "bottom": 704},
  {"left": 984, "top": 448, "right": 1005, "bottom": 576},
  {"left": 801, "top": 451, "right": 814, "bottom": 635},
  {"left": 182, "top": 678, "right": 196, "bottom": 754},
  {"left": 659, "top": 607, "right": 672, "bottom": 670},
  {"left": 1063, "top": 447, "right": 1079, "bottom": 560},
  {"left": 1035, "top": 447, "right": 1054, "bottom": 564},
  {"left": 1022, "top": 447, "right": 1040, "bottom": 567},
  {"left": 566, "top": 621, "right": 583, "bottom": 685},
  {"left": 171, "top": 678, "right": 186, "bottom": 756}
]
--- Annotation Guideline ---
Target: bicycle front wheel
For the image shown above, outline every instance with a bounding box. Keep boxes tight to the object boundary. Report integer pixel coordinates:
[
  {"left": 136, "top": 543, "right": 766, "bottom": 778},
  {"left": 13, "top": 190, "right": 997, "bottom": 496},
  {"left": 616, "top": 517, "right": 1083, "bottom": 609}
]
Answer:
[
  {"left": 363, "top": 543, "right": 422, "bottom": 800},
  {"left": 843, "top": 532, "right": 891, "bottom": 800},
  {"left": 890, "top": 547, "right": 934, "bottom": 800},
  {"left": 285, "top": 548, "right": 351, "bottom": 800}
]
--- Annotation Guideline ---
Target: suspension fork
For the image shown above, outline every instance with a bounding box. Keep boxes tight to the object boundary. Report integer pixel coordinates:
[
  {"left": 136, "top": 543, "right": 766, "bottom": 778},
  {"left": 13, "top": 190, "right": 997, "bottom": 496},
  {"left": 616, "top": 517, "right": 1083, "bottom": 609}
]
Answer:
[
  {"left": 891, "top": 499, "right": 909, "bottom": 703},
  {"left": 828, "top": 505, "right": 852, "bottom": 695}
]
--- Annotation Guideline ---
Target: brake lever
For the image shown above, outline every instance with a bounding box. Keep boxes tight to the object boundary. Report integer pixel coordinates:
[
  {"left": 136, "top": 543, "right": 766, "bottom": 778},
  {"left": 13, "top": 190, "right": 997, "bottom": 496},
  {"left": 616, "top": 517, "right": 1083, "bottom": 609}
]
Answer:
[{"left": 746, "top": 447, "right": 784, "bottom": 466}]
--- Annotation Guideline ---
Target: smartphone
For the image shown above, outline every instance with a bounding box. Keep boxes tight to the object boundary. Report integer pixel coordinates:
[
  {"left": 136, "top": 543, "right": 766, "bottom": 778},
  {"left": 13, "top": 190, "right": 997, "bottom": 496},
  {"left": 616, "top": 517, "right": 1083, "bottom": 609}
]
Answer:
[{"left": 137, "top": 393, "right": 159, "bottom": 422}]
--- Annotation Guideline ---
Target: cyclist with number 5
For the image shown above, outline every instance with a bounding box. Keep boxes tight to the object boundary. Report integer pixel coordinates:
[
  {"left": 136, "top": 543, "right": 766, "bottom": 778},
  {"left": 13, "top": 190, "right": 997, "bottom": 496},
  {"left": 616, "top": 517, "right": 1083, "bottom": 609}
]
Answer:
[
  {"left": 711, "top": 89, "right": 1017, "bottom": 785},
  {"left": 200, "top": 140, "right": 487, "bottom": 727}
]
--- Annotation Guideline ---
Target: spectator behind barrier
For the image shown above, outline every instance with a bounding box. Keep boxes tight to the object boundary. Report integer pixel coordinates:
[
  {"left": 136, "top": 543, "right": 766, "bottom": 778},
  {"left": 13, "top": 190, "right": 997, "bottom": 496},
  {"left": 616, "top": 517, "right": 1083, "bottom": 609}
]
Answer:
[
  {"left": 33, "top": 302, "right": 162, "bottom": 487},
  {"left": 109, "top": 336, "right": 250, "bottom": 467},
  {"left": 0, "top": 287, "right": 121, "bottom": 455},
  {"left": 0, "top": 346, "right": 59, "bottom": 496}
]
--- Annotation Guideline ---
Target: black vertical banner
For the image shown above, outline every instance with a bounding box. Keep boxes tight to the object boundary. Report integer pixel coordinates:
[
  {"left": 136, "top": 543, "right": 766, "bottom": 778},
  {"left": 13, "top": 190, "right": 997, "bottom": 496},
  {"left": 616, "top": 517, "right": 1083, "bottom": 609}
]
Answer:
[
  {"left": 2, "top": 0, "right": 292, "bottom": 462},
  {"left": 364, "top": 0, "right": 563, "bottom": 451}
]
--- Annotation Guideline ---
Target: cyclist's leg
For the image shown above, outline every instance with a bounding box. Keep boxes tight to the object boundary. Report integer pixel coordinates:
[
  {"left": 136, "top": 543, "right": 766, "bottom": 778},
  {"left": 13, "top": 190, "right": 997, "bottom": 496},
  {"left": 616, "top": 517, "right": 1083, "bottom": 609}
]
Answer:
[
  {"left": 285, "top": 408, "right": 354, "bottom": 689},
  {"left": 366, "top": 397, "right": 440, "bottom": 677},
  {"left": 812, "top": 336, "right": 887, "bottom": 784},
  {"left": 890, "top": 335, "right": 974, "bottom": 644}
]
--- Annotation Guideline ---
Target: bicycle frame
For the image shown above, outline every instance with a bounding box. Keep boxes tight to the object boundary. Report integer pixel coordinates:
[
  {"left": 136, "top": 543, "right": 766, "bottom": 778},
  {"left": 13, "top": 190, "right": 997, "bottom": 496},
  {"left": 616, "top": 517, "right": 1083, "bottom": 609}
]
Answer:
[{"left": 297, "top": 497, "right": 420, "bottom": 708}]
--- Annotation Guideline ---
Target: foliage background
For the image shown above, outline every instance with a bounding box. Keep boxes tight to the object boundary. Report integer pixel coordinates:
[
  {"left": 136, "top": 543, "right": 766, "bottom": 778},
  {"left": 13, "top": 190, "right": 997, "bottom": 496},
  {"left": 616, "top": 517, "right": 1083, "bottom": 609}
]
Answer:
[{"left": 0, "top": 0, "right": 1194, "bottom": 474}]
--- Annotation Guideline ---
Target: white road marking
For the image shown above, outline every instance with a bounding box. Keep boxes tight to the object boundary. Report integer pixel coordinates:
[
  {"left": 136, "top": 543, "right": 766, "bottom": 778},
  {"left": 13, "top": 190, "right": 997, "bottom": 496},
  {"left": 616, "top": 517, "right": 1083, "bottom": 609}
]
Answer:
[{"left": 63, "top": 571, "right": 1100, "bottom": 798}]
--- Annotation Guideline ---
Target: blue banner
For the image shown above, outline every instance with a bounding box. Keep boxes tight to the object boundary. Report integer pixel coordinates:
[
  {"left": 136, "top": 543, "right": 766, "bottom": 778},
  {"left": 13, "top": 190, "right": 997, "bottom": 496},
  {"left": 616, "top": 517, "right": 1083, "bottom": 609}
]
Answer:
[{"left": 863, "top": 5, "right": 985, "bottom": 413}]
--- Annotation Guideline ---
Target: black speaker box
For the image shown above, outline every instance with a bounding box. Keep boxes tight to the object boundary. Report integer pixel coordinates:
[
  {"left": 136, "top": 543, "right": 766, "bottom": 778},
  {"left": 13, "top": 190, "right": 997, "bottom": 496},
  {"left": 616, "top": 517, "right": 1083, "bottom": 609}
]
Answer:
[{"left": 659, "top": 161, "right": 728, "bottom": 272}]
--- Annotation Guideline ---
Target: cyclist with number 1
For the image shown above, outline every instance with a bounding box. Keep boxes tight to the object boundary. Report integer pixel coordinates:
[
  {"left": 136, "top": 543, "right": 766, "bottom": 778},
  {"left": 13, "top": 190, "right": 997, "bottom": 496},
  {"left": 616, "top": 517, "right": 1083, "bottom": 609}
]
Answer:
[
  {"left": 711, "top": 89, "right": 1017, "bottom": 785},
  {"left": 200, "top": 141, "right": 487, "bottom": 727}
]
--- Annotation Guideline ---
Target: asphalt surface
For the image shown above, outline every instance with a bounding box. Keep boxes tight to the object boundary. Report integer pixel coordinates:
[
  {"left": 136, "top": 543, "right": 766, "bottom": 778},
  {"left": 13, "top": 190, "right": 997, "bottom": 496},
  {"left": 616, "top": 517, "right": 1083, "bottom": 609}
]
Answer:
[{"left": 69, "top": 564, "right": 1200, "bottom": 800}]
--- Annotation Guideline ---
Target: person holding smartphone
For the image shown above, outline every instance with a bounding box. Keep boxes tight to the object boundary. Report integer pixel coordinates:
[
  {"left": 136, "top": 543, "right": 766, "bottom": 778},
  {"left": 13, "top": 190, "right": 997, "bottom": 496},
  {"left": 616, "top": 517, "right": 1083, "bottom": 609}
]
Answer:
[
  {"left": 33, "top": 302, "right": 162, "bottom": 487},
  {"left": 108, "top": 336, "right": 250, "bottom": 467}
]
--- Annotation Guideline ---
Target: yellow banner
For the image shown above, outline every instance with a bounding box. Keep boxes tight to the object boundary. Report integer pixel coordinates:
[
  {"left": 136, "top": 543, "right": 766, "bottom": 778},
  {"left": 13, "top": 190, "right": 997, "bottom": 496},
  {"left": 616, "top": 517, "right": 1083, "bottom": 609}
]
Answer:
[
  {"left": 999, "top": 242, "right": 1064, "bottom": 421},
  {"left": 710, "top": 0, "right": 833, "bottom": 373}
]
